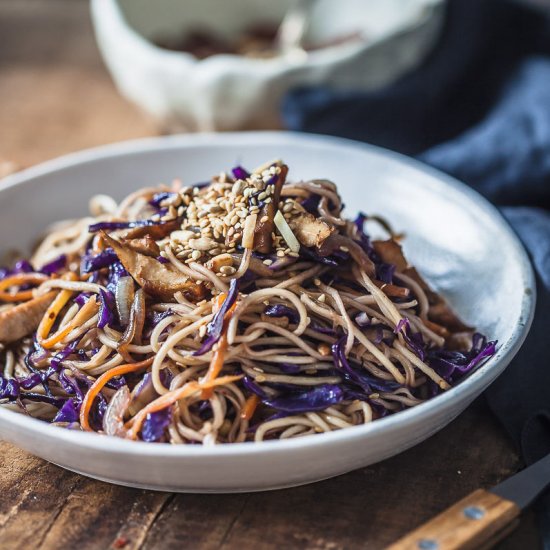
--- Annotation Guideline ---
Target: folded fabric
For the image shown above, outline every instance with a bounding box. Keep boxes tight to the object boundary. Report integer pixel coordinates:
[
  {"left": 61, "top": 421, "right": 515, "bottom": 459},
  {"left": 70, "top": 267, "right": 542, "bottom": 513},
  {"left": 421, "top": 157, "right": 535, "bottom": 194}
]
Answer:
[{"left": 283, "top": 0, "right": 550, "bottom": 544}]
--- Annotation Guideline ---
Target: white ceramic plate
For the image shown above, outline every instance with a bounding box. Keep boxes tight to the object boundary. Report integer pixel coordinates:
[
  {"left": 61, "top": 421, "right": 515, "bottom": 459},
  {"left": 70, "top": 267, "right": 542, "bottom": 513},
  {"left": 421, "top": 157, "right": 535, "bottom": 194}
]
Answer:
[{"left": 0, "top": 132, "right": 534, "bottom": 493}]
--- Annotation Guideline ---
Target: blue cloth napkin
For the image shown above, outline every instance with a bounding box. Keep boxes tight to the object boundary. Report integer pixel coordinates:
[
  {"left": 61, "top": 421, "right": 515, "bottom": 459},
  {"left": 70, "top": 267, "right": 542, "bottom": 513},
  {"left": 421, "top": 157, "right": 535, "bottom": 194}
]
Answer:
[{"left": 283, "top": 0, "right": 550, "bottom": 544}]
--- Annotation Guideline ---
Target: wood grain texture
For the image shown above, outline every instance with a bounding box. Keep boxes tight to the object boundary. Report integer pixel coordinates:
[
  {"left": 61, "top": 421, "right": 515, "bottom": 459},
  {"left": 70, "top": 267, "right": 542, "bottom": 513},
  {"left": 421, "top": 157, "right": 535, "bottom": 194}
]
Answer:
[
  {"left": 0, "top": 2, "right": 543, "bottom": 550},
  {"left": 0, "top": 0, "right": 156, "bottom": 169},
  {"left": 386, "top": 489, "right": 520, "bottom": 550}
]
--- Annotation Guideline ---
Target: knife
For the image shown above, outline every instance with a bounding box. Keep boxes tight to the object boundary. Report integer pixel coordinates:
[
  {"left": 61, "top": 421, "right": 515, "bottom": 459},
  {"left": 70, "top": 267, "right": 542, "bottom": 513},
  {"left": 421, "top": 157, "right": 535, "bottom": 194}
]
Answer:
[{"left": 386, "top": 451, "right": 550, "bottom": 550}]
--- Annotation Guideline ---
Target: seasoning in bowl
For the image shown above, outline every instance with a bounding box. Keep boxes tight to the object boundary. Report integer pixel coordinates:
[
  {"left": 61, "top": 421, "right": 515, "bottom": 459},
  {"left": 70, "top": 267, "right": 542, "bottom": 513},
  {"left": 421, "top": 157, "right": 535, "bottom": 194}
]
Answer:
[{"left": 155, "top": 23, "right": 364, "bottom": 58}]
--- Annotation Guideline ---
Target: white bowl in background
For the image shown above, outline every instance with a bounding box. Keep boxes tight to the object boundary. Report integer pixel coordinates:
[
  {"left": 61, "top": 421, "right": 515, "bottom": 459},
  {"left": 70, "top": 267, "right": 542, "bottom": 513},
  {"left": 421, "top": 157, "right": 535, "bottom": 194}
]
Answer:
[
  {"left": 90, "top": 0, "right": 445, "bottom": 131},
  {"left": 0, "top": 132, "right": 534, "bottom": 492}
]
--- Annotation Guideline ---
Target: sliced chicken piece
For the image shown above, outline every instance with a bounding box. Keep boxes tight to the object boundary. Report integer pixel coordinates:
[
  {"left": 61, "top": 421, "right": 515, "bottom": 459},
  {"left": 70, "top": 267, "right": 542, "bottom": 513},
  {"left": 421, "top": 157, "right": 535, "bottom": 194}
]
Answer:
[
  {"left": 374, "top": 239, "right": 473, "bottom": 335},
  {"left": 0, "top": 292, "right": 56, "bottom": 344},
  {"left": 103, "top": 233, "right": 205, "bottom": 302},
  {"left": 123, "top": 235, "right": 161, "bottom": 258},
  {"left": 372, "top": 239, "right": 409, "bottom": 271},
  {"left": 290, "top": 213, "right": 333, "bottom": 248}
]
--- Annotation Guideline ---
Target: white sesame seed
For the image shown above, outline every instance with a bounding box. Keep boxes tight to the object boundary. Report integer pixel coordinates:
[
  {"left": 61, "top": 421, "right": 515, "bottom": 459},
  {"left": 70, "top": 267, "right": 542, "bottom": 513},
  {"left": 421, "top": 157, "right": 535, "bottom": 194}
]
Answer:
[
  {"left": 232, "top": 180, "right": 244, "bottom": 195},
  {"left": 263, "top": 259, "right": 273, "bottom": 266},
  {"left": 220, "top": 265, "right": 236, "bottom": 275}
]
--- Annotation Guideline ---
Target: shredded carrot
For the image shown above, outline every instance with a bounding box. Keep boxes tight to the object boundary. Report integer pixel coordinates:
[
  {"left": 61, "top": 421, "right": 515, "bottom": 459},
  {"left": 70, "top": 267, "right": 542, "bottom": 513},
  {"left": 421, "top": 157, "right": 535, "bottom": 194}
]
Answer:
[
  {"left": 125, "top": 374, "right": 243, "bottom": 440},
  {"left": 201, "top": 332, "right": 229, "bottom": 399},
  {"left": 79, "top": 357, "right": 154, "bottom": 432},
  {"left": 240, "top": 394, "right": 260, "bottom": 421},
  {"left": 0, "top": 273, "right": 48, "bottom": 302},
  {"left": 200, "top": 292, "right": 237, "bottom": 399},
  {"left": 36, "top": 273, "right": 80, "bottom": 346},
  {"left": 37, "top": 288, "right": 73, "bottom": 343},
  {"left": 39, "top": 295, "right": 99, "bottom": 349}
]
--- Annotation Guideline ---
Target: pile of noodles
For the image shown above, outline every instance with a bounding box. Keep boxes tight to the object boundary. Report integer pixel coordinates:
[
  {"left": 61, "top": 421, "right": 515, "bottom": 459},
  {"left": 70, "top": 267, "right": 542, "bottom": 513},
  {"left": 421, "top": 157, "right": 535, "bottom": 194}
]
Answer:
[{"left": 0, "top": 161, "right": 496, "bottom": 444}]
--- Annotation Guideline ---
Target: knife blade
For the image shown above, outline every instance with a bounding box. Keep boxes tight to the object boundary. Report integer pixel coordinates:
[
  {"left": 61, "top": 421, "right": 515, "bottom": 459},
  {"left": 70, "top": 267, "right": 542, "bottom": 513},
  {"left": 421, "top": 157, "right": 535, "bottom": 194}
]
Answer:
[
  {"left": 491, "top": 451, "right": 550, "bottom": 509},
  {"left": 386, "top": 453, "right": 550, "bottom": 550}
]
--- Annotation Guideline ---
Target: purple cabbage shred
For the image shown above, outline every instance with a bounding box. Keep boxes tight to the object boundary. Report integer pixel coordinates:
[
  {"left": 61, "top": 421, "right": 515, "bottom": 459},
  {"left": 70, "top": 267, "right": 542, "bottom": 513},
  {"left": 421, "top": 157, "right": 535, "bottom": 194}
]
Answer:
[
  {"left": 242, "top": 376, "right": 269, "bottom": 400},
  {"left": 53, "top": 399, "right": 79, "bottom": 423},
  {"left": 231, "top": 166, "right": 250, "bottom": 180},
  {"left": 89, "top": 218, "right": 172, "bottom": 234},
  {"left": 98, "top": 289, "right": 116, "bottom": 329},
  {"left": 428, "top": 333, "right": 497, "bottom": 382},
  {"left": 194, "top": 278, "right": 240, "bottom": 356},
  {"left": 332, "top": 337, "right": 401, "bottom": 393},
  {"left": 41, "top": 255, "right": 67, "bottom": 276},
  {"left": 141, "top": 407, "right": 172, "bottom": 442},
  {"left": 376, "top": 262, "right": 395, "bottom": 284},
  {"left": 149, "top": 192, "right": 176, "bottom": 208},
  {"left": 81, "top": 248, "right": 118, "bottom": 273},
  {"left": 263, "top": 304, "right": 299, "bottom": 324},
  {"left": 263, "top": 385, "right": 344, "bottom": 413},
  {"left": 14, "top": 260, "right": 34, "bottom": 274}
]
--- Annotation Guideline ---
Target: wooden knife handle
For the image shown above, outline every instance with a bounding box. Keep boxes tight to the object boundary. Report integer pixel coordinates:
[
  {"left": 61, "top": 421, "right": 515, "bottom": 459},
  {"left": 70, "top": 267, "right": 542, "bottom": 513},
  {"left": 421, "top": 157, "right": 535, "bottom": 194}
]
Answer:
[{"left": 386, "top": 489, "right": 521, "bottom": 550}]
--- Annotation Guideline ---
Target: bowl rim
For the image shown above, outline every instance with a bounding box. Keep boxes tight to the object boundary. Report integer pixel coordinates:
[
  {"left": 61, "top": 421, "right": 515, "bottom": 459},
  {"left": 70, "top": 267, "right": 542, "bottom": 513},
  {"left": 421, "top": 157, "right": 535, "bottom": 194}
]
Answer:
[{"left": 0, "top": 131, "right": 536, "bottom": 458}]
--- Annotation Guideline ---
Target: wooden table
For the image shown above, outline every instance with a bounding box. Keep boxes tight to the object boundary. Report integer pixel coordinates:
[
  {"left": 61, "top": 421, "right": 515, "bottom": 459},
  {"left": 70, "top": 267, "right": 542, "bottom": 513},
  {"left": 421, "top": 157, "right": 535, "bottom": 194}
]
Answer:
[{"left": 0, "top": 2, "right": 541, "bottom": 548}]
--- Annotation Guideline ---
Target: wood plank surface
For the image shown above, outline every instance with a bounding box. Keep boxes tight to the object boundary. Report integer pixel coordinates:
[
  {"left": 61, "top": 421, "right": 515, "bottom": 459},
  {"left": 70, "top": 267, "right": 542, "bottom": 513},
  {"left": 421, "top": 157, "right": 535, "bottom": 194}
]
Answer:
[
  {"left": 0, "top": 2, "right": 542, "bottom": 549},
  {"left": 0, "top": 0, "right": 156, "bottom": 170}
]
